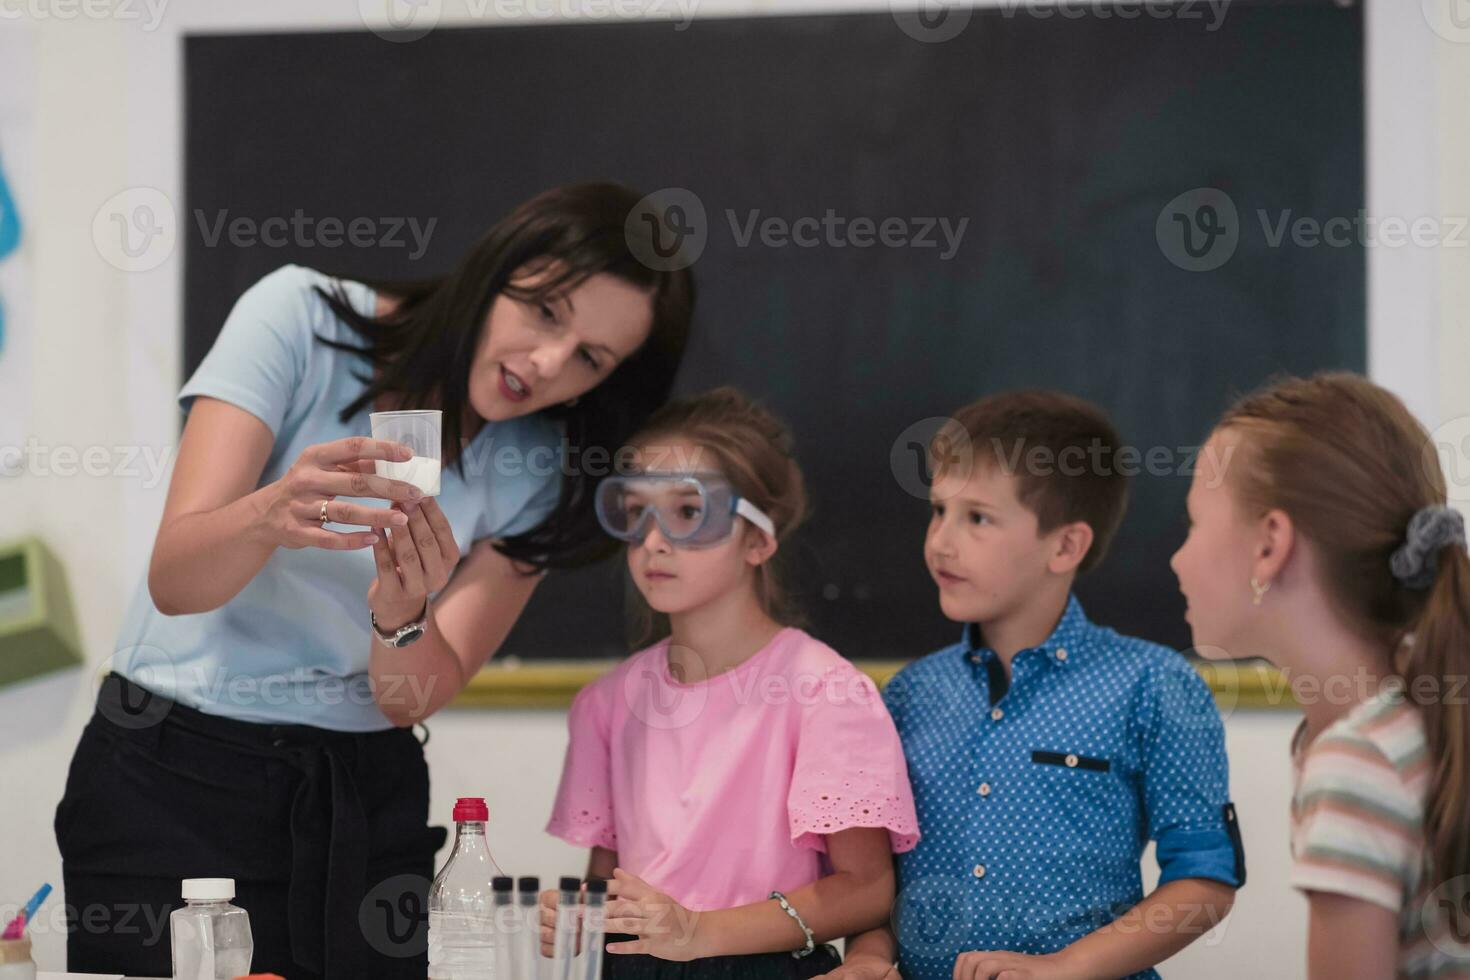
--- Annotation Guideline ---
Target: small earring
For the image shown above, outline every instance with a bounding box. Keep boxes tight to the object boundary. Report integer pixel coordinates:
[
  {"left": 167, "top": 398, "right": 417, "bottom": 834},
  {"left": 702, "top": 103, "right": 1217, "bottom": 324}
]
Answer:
[
  {"left": 1250, "top": 577, "right": 1271, "bottom": 605},
  {"left": 564, "top": 396, "right": 580, "bottom": 408}
]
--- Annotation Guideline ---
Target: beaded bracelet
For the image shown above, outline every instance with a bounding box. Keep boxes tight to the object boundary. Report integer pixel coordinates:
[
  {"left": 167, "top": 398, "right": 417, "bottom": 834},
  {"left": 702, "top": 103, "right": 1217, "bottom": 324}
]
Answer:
[{"left": 770, "top": 890, "right": 816, "bottom": 959}]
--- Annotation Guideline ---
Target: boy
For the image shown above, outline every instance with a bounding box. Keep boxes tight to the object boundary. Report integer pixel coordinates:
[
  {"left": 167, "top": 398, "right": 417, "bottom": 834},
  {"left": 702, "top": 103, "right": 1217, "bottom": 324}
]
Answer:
[{"left": 826, "top": 391, "right": 1244, "bottom": 980}]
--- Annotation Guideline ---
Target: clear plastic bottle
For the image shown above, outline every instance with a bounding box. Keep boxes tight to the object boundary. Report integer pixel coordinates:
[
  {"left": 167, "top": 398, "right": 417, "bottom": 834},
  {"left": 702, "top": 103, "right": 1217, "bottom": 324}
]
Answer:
[
  {"left": 428, "top": 796, "right": 505, "bottom": 979},
  {"left": 169, "top": 878, "right": 253, "bottom": 980}
]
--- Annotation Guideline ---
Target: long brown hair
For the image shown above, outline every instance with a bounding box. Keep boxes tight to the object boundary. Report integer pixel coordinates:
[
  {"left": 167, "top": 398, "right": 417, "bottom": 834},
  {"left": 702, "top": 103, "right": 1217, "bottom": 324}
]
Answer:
[
  {"left": 316, "top": 182, "right": 695, "bottom": 572},
  {"left": 1219, "top": 371, "right": 1470, "bottom": 888},
  {"left": 621, "top": 386, "right": 809, "bottom": 649}
]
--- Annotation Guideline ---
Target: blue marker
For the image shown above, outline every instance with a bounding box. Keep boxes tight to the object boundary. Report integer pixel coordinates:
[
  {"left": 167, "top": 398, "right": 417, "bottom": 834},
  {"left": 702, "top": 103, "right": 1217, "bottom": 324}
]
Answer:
[
  {"left": 2, "top": 882, "right": 51, "bottom": 939},
  {"left": 20, "top": 883, "right": 50, "bottom": 926}
]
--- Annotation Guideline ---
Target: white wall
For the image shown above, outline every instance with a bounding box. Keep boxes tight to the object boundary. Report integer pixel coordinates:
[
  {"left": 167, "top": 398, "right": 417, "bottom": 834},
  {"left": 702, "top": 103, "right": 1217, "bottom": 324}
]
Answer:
[{"left": 0, "top": 0, "right": 1464, "bottom": 975}]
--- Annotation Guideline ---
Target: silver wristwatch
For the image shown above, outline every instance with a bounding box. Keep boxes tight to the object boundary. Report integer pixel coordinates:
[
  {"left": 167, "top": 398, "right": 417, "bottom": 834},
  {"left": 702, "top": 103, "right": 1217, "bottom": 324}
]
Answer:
[{"left": 371, "top": 601, "right": 428, "bottom": 648}]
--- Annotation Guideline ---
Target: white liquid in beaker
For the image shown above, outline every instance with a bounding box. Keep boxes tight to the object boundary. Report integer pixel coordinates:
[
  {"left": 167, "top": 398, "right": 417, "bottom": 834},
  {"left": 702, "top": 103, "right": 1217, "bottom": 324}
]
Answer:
[{"left": 376, "top": 455, "right": 441, "bottom": 496}]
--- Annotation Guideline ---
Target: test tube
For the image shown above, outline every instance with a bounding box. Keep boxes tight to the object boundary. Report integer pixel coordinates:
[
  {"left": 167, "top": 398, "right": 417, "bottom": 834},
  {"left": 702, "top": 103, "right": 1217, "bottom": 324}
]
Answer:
[
  {"left": 517, "top": 876, "right": 541, "bottom": 980},
  {"left": 552, "top": 875, "right": 582, "bottom": 980},
  {"left": 492, "top": 876, "right": 515, "bottom": 980},
  {"left": 581, "top": 878, "right": 607, "bottom": 980}
]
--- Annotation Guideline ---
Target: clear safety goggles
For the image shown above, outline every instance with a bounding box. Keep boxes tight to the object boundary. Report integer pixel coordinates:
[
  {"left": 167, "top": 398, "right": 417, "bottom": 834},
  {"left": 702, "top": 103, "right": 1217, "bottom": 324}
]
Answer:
[{"left": 594, "top": 471, "right": 776, "bottom": 548}]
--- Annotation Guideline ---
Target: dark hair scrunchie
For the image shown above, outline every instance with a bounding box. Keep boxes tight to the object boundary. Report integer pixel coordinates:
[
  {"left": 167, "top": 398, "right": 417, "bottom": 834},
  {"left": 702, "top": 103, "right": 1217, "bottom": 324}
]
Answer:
[{"left": 1390, "top": 505, "right": 1468, "bottom": 590}]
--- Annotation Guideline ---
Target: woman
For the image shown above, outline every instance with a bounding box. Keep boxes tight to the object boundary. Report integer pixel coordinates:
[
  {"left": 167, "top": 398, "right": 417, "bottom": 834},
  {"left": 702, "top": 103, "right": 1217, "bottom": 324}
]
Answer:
[{"left": 53, "top": 182, "right": 695, "bottom": 980}]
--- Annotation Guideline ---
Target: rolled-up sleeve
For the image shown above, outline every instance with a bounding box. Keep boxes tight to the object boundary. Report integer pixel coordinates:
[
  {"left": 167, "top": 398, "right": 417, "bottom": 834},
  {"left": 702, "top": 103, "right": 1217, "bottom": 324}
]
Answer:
[{"left": 1138, "top": 657, "right": 1245, "bottom": 888}]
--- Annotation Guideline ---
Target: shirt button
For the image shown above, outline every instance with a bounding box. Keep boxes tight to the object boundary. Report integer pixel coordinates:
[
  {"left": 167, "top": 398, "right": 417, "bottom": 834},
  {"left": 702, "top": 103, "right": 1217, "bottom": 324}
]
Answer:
[
  {"left": 969, "top": 654, "right": 981, "bottom": 665},
  {"left": 978, "top": 782, "right": 992, "bottom": 797},
  {"left": 1065, "top": 753, "right": 1079, "bottom": 768},
  {"left": 990, "top": 707, "right": 1004, "bottom": 721},
  {"left": 972, "top": 864, "right": 987, "bottom": 878},
  {"left": 1056, "top": 648, "right": 1069, "bottom": 661}
]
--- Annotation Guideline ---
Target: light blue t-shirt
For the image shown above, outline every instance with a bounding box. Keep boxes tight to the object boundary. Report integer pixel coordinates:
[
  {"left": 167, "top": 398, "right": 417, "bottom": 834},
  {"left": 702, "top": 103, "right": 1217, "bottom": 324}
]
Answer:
[{"left": 114, "top": 264, "right": 564, "bottom": 731}]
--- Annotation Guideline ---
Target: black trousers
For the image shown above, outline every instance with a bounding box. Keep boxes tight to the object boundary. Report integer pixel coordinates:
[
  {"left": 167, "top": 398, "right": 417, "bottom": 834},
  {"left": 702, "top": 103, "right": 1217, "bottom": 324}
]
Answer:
[
  {"left": 55, "top": 672, "right": 447, "bottom": 980},
  {"left": 602, "top": 934, "right": 843, "bottom": 980}
]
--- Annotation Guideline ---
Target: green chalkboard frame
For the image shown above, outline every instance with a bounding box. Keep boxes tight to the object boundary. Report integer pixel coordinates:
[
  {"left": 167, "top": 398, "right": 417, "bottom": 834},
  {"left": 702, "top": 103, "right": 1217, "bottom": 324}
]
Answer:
[{"left": 450, "top": 658, "right": 1296, "bottom": 711}]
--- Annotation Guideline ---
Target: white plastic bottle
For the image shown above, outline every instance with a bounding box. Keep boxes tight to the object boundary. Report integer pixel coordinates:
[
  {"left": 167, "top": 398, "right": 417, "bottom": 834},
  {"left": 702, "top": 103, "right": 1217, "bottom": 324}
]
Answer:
[
  {"left": 428, "top": 796, "right": 505, "bottom": 979},
  {"left": 169, "top": 878, "right": 253, "bottom": 980}
]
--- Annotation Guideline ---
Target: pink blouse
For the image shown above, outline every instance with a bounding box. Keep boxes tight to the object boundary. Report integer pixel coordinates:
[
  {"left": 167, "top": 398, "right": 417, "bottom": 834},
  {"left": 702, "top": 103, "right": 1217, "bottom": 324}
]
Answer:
[{"left": 545, "top": 626, "right": 920, "bottom": 911}]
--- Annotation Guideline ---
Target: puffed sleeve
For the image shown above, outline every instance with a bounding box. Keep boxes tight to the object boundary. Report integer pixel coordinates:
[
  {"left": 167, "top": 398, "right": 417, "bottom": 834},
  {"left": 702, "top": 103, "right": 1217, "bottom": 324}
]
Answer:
[
  {"left": 1138, "top": 656, "right": 1245, "bottom": 888},
  {"left": 545, "top": 678, "right": 618, "bottom": 851},
  {"left": 178, "top": 264, "right": 318, "bottom": 437},
  {"left": 787, "top": 663, "right": 920, "bottom": 855}
]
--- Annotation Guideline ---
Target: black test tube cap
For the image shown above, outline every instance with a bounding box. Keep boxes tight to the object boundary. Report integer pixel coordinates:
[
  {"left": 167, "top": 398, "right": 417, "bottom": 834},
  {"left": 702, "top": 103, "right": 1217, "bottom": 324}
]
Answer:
[
  {"left": 518, "top": 876, "right": 540, "bottom": 893},
  {"left": 585, "top": 878, "right": 608, "bottom": 895},
  {"left": 493, "top": 876, "right": 514, "bottom": 893},
  {"left": 559, "top": 876, "right": 581, "bottom": 893}
]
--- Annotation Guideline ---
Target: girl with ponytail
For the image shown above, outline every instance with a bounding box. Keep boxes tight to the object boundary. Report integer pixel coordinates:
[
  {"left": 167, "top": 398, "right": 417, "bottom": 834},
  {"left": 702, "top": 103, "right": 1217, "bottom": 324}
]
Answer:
[{"left": 1171, "top": 371, "right": 1470, "bottom": 978}]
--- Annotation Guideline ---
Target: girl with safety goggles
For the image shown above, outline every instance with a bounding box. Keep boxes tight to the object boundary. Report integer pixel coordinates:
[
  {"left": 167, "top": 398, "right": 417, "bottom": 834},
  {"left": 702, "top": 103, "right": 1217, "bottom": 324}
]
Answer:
[{"left": 542, "top": 386, "right": 919, "bottom": 980}]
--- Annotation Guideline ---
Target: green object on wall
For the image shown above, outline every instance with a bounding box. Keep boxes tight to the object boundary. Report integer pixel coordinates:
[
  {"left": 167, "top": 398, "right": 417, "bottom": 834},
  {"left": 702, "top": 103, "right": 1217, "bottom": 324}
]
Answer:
[{"left": 0, "top": 537, "right": 82, "bottom": 687}]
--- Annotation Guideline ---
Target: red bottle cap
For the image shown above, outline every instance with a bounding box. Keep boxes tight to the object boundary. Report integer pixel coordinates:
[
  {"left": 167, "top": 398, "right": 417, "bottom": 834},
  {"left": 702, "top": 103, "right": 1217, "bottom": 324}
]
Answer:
[{"left": 453, "top": 797, "right": 489, "bottom": 822}]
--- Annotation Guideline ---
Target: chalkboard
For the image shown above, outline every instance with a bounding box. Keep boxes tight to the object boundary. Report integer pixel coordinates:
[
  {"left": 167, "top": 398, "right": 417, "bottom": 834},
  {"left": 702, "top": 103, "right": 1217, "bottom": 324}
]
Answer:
[{"left": 183, "top": 1, "right": 1365, "bottom": 662}]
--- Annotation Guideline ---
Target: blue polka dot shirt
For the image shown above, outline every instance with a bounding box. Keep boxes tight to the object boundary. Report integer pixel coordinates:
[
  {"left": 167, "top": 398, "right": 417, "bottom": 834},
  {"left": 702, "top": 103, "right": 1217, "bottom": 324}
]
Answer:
[{"left": 883, "top": 594, "right": 1244, "bottom": 980}]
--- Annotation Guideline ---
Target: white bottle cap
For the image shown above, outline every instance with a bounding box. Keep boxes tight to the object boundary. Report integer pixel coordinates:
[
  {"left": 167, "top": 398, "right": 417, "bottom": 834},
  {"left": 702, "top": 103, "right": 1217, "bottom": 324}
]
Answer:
[{"left": 181, "top": 878, "right": 235, "bottom": 901}]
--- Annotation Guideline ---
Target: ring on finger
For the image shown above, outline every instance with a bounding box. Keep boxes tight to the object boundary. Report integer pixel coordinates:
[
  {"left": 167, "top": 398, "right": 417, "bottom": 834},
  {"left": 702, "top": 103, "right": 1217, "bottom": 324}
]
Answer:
[{"left": 319, "top": 499, "right": 331, "bottom": 527}]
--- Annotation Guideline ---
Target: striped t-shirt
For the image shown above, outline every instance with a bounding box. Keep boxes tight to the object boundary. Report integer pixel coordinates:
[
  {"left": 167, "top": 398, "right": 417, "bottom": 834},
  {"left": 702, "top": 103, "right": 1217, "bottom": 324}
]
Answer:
[{"left": 1290, "top": 681, "right": 1470, "bottom": 977}]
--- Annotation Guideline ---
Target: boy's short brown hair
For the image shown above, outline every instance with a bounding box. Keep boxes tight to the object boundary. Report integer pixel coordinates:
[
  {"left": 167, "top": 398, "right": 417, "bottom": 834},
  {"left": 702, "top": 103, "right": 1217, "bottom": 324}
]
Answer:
[{"left": 931, "top": 390, "right": 1130, "bottom": 574}]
